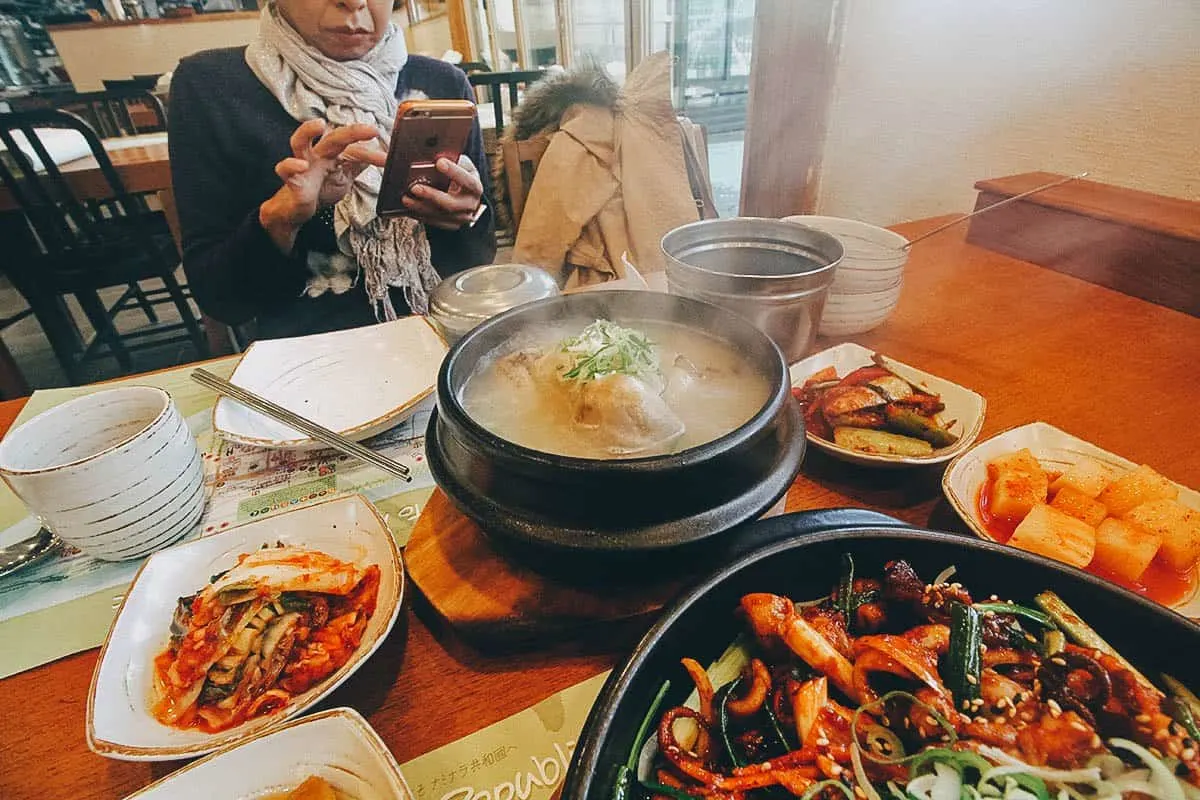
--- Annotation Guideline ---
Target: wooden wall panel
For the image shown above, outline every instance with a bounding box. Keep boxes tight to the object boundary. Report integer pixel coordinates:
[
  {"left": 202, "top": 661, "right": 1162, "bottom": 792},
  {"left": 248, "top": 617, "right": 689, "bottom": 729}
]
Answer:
[
  {"left": 447, "top": 0, "right": 473, "bottom": 61},
  {"left": 739, "top": 0, "right": 844, "bottom": 217}
]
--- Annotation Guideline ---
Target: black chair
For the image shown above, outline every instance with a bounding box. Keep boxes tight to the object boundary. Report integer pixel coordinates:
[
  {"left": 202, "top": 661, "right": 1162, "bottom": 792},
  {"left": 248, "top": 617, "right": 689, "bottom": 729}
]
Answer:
[
  {"left": 102, "top": 76, "right": 161, "bottom": 92},
  {"left": 0, "top": 108, "right": 208, "bottom": 384},
  {"left": 467, "top": 69, "right": 547, "bottom": 136},
  {"left": 0, "top": 299, "right": 33, "bottom": 399},
  {"left": 11, "top": 89, "right": 171, "bottom": 343}
]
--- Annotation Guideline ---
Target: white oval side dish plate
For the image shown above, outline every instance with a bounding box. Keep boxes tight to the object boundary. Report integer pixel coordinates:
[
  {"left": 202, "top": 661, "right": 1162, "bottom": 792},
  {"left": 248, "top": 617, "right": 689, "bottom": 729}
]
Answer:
[
  {"left": 87, "top": 493, "right": 404, "bottom": 761},
  {"left": 789, "top": 342, "right": 986, "bottom": 468},
  {"left": 121, "top": 707, "right": 412, "bottom": 799},
  {"left": 214, "top": 316, "right": 448, "bottom": 449},
  {"left": 941, "top": 420, "right": 1200, "bottom": 618}
]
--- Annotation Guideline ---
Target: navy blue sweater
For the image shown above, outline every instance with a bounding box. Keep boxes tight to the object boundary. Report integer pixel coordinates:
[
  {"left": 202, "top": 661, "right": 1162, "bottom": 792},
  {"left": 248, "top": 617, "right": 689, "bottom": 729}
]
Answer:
[{"left": 168, "top": 47, "right": 496, "bottom": 338}]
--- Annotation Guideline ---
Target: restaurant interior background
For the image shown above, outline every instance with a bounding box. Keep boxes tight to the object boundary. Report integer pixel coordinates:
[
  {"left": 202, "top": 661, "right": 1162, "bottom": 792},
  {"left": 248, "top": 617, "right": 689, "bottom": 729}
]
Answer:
[
  {"left": 0, "top": 4, "right": 1198, "bottom": 792},
  {"left": 0, "top": 0, "right": 1196, "bottom": 389}
]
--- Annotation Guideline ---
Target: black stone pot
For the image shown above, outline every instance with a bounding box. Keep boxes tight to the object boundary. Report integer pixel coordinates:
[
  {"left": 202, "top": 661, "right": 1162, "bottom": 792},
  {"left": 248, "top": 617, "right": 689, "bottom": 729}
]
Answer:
[
  {"left": 561, "top": 510, "right": 1200, "bottom": 800},
  {"left": 425, "top": 290, "right": 806, "bottom": 575}
]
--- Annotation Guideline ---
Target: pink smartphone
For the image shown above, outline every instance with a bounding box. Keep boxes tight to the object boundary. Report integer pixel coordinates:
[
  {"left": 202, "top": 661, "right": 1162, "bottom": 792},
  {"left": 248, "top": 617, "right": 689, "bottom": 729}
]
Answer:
[{"left": 377, "top": 99, "right": 477, "bottom": 218}]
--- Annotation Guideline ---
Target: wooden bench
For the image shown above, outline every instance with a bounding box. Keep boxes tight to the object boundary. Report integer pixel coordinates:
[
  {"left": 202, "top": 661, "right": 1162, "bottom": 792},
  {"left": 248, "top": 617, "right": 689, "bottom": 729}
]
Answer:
[{"left": 966, "top": 171, "right": 1199, "bottom": 317}]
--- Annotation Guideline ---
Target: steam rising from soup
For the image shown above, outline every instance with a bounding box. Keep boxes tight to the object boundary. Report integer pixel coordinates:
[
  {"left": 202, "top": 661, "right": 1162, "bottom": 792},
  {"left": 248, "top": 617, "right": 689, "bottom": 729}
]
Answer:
[{"left": 460, "top": 319, "right": 770, "bottom": 459}]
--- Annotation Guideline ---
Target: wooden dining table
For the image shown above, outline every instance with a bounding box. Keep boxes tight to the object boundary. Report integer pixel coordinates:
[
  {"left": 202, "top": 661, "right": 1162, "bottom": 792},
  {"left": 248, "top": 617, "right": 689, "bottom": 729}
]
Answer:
[
  {"left": 0, "top": 134, "right": 180, "bottom": 242},
  {"left": 0, "top": 216, "right": 1197, "bottom": 800},
  {"left": 0, "top": 135, "right": 171, "bottom": 202}
]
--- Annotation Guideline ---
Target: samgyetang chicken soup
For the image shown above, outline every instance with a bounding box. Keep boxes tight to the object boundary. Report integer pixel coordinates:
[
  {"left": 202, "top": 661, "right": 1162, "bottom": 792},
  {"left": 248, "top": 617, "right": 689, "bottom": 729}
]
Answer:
[{"left": 461, "top": 320, "right": 770, "bottom": 459}]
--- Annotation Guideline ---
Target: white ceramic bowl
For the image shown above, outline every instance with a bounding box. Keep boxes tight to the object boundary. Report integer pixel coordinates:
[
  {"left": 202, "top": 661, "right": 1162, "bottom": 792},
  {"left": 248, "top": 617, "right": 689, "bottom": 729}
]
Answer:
[
  {"left": 87, "top": 493, "right": 404, "bottom": 761},
  {"left": 119, "top": 708, "right": 413, "bottom": 799},
  {"left": 0, "top": 386, "right": 204, "bottom": 561},
  {"left": 783, "top": 215, "right": 909, "bottom": 296},
  {"left": 825, "top": 277, "right": 904, "bottom": 304},
  {"left": 782, "top": 215, "right": 909, "bottom": 269},
  {"left": 830, "top": 267, "right": 906, "bottom": 295},
  {"left": 790, "top": 342, "right": 987, "bottom": 468},
  {"left": 819, "top": 281, "right": 905, "bottom": 336},
  {"left": 941, "top": 421, "right": 1200, "bottom": 618}
]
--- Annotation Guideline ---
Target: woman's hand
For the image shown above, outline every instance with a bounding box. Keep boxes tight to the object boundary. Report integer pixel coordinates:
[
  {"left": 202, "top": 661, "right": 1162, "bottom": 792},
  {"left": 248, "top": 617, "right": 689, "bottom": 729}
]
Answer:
[
  {"left": 401, "top": 156, "right": 485, "bottom": 231},
  {"left": 259, "top": 118, "right": 383, "bottom": 254}
]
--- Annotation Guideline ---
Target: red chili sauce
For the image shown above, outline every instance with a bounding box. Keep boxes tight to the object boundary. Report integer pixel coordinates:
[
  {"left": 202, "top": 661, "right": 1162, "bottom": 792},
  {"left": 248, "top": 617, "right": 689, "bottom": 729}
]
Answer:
[{"left": 977, "top": 477, "right": 1197, "bottom": 607}]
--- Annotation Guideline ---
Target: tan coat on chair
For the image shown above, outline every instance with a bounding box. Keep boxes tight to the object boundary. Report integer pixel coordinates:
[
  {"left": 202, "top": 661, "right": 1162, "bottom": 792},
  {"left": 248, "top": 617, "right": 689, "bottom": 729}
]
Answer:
[{"left": 512, "top": 52, "right": 700, "bottom": 289}]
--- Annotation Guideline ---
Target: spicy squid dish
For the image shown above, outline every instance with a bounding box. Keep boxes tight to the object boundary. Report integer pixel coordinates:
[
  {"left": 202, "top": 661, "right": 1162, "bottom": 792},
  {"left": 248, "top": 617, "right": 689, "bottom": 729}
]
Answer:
[
  {"left": 617, "top": 558, "right": 1200, "bottom": 800},
  {"left": 152, "top": 545, "right": 380, "bottom": 733}
]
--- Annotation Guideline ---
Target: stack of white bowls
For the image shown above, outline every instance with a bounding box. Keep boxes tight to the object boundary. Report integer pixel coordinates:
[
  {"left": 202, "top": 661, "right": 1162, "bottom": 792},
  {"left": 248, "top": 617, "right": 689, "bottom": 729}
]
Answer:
[{"left": 783, "top": 216, "right": 909, "bottom": 337}]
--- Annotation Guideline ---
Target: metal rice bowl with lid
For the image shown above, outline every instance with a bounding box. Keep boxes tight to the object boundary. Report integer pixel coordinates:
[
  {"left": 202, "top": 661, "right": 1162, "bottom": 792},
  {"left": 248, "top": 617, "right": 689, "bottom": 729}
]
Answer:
[{"left": 427, "top": 263, "right": 561, "bottom": 344}]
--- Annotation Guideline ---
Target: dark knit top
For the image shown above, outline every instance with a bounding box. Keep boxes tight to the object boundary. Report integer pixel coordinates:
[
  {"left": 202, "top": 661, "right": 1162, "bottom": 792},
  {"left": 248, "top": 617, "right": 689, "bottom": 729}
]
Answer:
[{"left": 168, "top": 47, "right": 496, "bottom": 339}]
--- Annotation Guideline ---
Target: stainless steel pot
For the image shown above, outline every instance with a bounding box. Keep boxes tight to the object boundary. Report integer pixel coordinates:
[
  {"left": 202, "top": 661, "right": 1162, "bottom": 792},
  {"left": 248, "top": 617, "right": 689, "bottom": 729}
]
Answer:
[{"left": 661, "top": 218, "right": 844, "bottom": 362}]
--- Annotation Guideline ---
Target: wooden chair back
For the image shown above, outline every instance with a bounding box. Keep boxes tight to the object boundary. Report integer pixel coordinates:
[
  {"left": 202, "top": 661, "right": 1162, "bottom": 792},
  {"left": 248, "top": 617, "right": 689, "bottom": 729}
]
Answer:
[
  {"left": 17, "top": 88, "right": 168, "bottom": 137},
  {"left": 677, "top": 116, "right": 718, "bottom": 219},
  {"left": 500, "top": 135, "right": 550, "bottom": 231},
  {"left": 72, "top": 89, "right": 167, "bottom": 137},
  {"left": 468, "top": 70, "right": 546, "bottom": 136}
]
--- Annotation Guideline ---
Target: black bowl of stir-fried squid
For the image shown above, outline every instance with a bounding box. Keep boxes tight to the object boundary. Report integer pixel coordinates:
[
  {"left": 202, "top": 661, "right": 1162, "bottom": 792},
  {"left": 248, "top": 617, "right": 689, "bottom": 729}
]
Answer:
[
  {"left": 563, "top": 512, "right": 1200, "bottom": 800},
  {"left": 425, "top": 290, "right": 805, "bottom": 574}
]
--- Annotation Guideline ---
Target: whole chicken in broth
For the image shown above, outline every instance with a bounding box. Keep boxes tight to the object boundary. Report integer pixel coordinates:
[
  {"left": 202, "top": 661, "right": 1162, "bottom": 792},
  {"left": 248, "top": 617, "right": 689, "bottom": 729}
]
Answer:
[{"left": 461, "top": 319, "right": 770, "bottom": 459}]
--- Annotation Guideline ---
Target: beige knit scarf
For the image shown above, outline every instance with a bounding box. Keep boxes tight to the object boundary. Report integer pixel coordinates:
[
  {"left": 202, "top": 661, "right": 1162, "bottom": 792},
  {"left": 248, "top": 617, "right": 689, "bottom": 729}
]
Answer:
[{"left": 246, "top": 3, "right": 442, "bottom": 318}]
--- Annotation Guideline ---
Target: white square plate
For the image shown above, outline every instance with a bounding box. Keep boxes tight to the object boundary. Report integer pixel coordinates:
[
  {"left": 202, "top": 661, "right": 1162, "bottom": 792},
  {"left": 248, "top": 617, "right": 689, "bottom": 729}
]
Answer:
[
  {"left": 942, "top": 421, "right": 1200, "bottom": 617},
  {"left": 214, "top": 316, "right": 448, "bottom": 449},
  {"left": 87, "top": 494, "right": 404, "bottom": 761},
  {"left": 789, "top": 342, "right": 986, "bottom": 468},
  {"left": 121, "top": 708, "right": 412, "bottom": 799}
]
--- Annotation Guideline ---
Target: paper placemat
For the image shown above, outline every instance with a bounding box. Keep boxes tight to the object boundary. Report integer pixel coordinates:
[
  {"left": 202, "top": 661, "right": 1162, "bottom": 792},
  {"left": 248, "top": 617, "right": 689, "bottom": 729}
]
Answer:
[
  {"left": 401, "top": 672, "right": 610, "bottom": 800},
  {"left": 0, "top": 358, "right": 439, "bottom": 678}
]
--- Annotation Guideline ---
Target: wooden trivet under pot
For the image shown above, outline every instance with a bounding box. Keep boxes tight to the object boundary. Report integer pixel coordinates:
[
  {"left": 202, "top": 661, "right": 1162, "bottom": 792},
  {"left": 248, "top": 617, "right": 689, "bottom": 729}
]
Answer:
[{"left": 405, "top": 489, "right": 685, "bottom": 647}]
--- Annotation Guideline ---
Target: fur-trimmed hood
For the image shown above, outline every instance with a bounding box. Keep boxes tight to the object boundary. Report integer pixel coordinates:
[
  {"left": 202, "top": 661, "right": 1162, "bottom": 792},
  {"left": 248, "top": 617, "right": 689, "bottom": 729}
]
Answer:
[{"left": 507, "top": 61, "right": 621, "bottom": 141}]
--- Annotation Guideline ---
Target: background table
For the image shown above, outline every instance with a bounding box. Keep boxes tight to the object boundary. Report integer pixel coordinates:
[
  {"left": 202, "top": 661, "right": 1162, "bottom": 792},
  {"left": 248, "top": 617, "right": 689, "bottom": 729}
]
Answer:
[
  {"left": 0, "top": 133, "right": 239, "bottom": 365},
  {"left": 1, "top": 217, "right": 1198, "bottom": 800},
  {"left": 0, "top": 135, "right": 172, "bottom": 210}
]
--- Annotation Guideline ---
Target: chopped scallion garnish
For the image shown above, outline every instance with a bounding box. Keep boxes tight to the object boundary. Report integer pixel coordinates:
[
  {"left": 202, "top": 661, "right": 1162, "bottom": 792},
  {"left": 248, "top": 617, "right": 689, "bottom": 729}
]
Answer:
[{"left": 559, "top": 320, "right": 660, "bottom": 383}]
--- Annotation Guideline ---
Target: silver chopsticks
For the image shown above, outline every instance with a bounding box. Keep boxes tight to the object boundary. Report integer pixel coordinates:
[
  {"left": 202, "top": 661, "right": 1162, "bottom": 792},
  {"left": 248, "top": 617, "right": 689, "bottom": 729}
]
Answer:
[
  {"left": 191, "top": 368, "right": 412, "bottom": 483},
  {"left": 903, "top": 172, "right": 1090, "bottom": 249}
]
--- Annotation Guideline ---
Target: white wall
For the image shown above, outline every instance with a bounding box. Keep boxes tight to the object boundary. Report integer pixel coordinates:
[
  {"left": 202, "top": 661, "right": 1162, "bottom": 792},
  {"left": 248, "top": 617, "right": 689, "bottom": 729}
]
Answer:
[
  {"left": 50, "top": 15, "right": 261, "bottom": 91},
  {"left": 403, "top": 13, "right": 452, "bottom": 57},
  {"left": 52, "top": 11, "right": 425, "bottom": 92},
  {"left": 815, "top": 0, "right": 1200, "bottom": 226}
]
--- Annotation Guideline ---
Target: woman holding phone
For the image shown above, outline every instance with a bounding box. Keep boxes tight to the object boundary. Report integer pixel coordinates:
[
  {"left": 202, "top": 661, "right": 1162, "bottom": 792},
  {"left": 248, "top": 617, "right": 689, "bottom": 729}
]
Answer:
[{"left": 168, "top": 0, "right": 495, "bottom": 339}]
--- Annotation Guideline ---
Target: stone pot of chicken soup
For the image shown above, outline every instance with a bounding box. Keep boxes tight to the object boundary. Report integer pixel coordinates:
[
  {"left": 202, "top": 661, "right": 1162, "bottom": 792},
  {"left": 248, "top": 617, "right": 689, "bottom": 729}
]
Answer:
[{"left": 424, "top": 290, "right": 806, "bottom": 576}]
